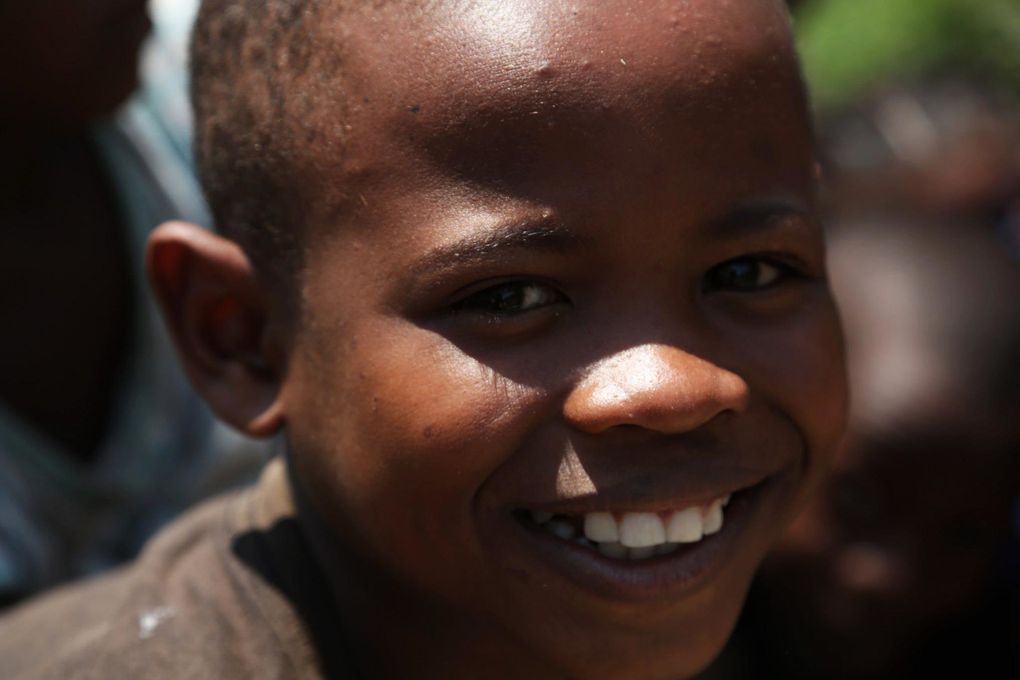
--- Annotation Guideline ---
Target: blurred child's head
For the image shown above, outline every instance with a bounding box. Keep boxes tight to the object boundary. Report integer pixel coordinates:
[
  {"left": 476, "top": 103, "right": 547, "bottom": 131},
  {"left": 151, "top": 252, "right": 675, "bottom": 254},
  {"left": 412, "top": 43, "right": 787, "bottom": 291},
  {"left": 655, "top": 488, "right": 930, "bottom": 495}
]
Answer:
[
  {"left": 761, "top": 218, "right": 1020, "bottom": 678},
  {"left": 0, "top": 0, "right": 150, "bottom": 122},
  {"left": 149, "top": 1, "right": 847, "bottom": 676},
  {"left": 819, "top": 78, "right": 1020, "bottom": 248}
]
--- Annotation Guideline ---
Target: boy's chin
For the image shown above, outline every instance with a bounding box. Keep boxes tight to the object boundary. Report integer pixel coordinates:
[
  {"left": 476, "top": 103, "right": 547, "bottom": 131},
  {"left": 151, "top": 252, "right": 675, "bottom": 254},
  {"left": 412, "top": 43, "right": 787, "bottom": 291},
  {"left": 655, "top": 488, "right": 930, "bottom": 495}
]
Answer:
[
  {"left": 472, "top": 489, "right": 778, "bottom": 677},
  {"left": 505, "top": 588, "right": 748, "bottom": 680}
]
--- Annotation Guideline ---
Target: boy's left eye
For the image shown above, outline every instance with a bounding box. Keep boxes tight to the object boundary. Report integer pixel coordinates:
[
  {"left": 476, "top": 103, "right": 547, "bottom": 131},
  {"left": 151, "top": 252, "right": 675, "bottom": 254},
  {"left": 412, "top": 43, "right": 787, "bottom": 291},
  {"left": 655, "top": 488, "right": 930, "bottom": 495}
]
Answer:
[
  {"left": 702, "top": 256, "right": 798, "bottom": 293},
  {"left": 453, "top": 280, "right": 567, "bottom": 317}
]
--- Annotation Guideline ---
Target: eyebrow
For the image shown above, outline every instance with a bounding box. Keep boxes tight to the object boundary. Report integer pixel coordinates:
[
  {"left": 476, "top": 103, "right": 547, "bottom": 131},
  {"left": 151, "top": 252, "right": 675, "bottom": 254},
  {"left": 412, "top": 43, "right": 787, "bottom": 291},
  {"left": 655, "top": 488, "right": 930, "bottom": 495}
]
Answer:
[
  {"left": 407, "top": 220, "right": 593, "bottom": 281},
  {"left": 406, "top": 199, "right": 813, "bottom": 285},
  {"left": 706, "top": 199, "right": 816, "bottom": 240}
]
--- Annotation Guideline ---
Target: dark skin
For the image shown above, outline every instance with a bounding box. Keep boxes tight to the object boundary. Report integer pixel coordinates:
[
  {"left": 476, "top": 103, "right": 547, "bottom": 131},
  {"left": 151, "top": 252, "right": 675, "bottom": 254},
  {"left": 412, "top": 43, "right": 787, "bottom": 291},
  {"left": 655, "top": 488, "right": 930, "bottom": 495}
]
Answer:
[
  {"left": 0, "top": 0, "right": 148, "bottom": 460},
  {"left": 149, "top": 1, "right": 847, "bottom": 677}
]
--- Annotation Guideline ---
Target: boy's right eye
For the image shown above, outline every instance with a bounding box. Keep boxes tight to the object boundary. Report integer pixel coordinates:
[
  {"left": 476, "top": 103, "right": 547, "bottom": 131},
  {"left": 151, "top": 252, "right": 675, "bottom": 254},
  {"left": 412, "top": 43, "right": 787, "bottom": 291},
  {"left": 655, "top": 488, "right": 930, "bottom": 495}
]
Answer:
[{"left": 452, "top": 280, "right": 568, "bottom": 318}]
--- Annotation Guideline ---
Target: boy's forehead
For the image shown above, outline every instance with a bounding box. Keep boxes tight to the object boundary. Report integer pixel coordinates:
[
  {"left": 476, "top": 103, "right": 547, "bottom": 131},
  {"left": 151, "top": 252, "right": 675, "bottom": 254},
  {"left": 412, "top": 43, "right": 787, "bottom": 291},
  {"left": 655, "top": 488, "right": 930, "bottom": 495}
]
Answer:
[
  {"left": 334, "top": 0, "right": 799, "bottom": 133},
  {"left": 298, "top": 0, "right": 810, "bottom": 233}
]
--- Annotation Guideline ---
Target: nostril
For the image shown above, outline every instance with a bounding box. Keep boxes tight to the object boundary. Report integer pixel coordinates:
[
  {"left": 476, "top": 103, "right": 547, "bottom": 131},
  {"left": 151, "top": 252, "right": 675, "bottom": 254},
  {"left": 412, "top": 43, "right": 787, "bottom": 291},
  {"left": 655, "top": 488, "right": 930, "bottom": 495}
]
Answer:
[{"left": 835, "top": 543, "right": 901, "bottom": 594}]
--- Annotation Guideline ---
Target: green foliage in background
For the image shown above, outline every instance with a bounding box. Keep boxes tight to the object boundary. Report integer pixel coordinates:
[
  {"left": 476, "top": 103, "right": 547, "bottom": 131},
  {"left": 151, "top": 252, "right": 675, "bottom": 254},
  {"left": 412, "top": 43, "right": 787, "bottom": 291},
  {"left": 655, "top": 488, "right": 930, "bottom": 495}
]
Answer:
[{"left": 794, "top": 0, "right": 1020, "bottom": 111}]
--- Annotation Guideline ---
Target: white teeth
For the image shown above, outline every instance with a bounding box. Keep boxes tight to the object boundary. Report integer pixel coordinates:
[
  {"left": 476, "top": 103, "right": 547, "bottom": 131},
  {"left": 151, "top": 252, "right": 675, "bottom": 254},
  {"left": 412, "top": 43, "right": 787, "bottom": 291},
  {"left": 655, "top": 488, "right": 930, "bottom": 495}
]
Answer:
[
  {"left": 627, "top": 546, "right": 657, "bottom": 560},
  {"left": 546, "top": 519, "right": 576, "bottom": 540},
  {"left": 598, "top": 541, "right": 628, "bottom": 559},
  {"left": 583, "top": 512, "right": 620, "bottom": 542},
  {"left": 666, "top": 507, "right": 704, "bottom": 543},
  {"left": 534, "top": 492, "right": 733, "bottom": 557},
  {"left": 721, "top": 494, "right": 732, "bottom": 507},
  {"left": 702, "top": 499, "right": 724, "bottom": 535},
  {"left": 619, "top": 513, "right": 667, "bottom": 548},
  {"left": 530, "top": 510, "right": 553, "bottom": 525}
]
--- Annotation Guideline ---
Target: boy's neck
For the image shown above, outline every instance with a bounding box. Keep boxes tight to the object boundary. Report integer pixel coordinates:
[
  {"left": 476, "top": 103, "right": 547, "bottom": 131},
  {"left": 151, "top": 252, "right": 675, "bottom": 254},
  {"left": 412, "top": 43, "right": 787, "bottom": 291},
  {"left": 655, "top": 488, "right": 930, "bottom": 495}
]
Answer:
[{"left": 283, "top": 463, "right": 564, "bottom": 679}]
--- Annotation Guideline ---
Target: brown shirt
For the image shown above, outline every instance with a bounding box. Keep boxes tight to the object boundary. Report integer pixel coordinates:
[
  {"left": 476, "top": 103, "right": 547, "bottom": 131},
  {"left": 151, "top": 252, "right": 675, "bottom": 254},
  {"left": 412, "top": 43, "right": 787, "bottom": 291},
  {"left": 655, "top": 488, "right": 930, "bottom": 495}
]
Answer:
[{"left": 0, "top": 460, "right": 352, "bottom": 679}]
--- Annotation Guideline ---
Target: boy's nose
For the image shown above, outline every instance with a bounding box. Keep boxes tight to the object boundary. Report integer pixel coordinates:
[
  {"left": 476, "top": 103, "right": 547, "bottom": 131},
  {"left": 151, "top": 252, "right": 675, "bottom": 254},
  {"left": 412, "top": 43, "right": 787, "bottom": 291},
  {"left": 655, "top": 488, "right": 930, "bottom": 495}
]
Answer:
[
  {"left": 564, "top": 344, "right": 750, "bottom": 434},
  {"left": 833, "top": 542, "right": 907, "bottom": 599}
]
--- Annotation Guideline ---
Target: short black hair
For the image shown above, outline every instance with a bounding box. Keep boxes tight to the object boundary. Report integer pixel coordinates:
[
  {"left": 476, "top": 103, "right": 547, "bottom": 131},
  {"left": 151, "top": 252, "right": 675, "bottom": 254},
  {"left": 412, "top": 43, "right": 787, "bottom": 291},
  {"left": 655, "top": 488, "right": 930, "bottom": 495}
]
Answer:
[{"left": 190, "top": 0, "right": 344, "bottom": 281}]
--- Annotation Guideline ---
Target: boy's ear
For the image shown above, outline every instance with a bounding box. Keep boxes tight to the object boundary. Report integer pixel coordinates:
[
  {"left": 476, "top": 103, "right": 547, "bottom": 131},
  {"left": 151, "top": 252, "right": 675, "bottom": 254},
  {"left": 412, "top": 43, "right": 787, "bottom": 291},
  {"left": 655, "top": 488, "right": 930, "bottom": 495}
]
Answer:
[{"left": 146, "top": 221, "right": 285, "bottom": 438}]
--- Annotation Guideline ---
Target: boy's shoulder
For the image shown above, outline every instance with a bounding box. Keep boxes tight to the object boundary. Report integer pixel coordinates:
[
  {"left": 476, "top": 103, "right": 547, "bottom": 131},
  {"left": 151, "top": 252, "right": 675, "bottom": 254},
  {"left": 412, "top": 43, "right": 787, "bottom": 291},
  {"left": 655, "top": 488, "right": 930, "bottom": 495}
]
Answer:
[{"left": 0, "top": 460, "right": 342, "bottom": 680}]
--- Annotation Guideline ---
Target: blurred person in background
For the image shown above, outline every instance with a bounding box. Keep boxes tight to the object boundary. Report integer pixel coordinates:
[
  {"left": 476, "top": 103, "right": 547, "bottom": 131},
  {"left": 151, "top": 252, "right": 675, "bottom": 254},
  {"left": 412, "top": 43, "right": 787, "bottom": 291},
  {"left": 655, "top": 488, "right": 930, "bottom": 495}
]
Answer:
[
  {"left": 698, "top": 78, "right": 1020, "bottom": 679},
  {"left": 792, "top": 0, "right": 1020, "bottom": 254},
  {"left": 697, "top": 6, "right": 1020, "bottom": 676},
  {"left": 699, "top": 217, "right": 1019, "bottom": 680},
  {"left": 819, "top": 78, "right": 1020, "bottom": 254},
  {"left": 0, "top": 0, "right": 266, "bottom": 607}
]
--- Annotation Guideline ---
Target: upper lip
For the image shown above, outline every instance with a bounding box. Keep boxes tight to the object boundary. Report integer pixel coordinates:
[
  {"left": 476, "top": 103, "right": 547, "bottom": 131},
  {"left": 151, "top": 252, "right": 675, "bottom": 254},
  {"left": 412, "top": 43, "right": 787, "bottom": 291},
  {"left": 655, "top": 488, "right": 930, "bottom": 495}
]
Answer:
[
  {"left": 512, "top": 469, "right": 769, "bottom": 515},
  {"left": 493, "top": 427, "right": 802, "bottom": 516}
]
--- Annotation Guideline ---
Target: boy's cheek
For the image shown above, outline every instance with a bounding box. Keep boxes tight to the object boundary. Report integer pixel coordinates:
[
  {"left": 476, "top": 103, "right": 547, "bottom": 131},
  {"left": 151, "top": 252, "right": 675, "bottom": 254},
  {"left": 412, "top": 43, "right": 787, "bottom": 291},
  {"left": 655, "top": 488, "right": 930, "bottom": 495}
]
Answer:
[
  {"left": 788, "top": 313, "right": 848, "bottom": 496},
  {"left": 284, "top": 326, "right": 550, "bottom": 572},
  {"left": 726, "top": 298, "right": 848, "bottom": 487}
]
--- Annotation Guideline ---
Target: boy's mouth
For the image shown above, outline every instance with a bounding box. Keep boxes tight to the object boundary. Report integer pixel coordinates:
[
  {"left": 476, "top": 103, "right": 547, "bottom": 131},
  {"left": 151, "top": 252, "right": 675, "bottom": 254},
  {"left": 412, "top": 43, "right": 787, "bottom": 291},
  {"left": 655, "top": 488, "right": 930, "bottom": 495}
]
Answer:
[
  {"left": 500, "top": 475, "right": 782, "bottom": 601},
  {"left": 516, "top": 493, "right": 735, "bottom": 561}
]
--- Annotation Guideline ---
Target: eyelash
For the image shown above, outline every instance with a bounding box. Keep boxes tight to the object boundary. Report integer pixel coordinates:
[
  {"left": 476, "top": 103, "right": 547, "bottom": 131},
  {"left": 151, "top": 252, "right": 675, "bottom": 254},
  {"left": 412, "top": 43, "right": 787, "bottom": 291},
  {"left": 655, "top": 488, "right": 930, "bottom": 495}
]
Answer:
[
  {"left": 451, "top": 280, "right": 569, "bottom": 319},
  {"left": 448, "top": 255, "right": 806, "bottom": 321},
  {"left": 701, "top": 255, "right": 806, "bottom": 293}
]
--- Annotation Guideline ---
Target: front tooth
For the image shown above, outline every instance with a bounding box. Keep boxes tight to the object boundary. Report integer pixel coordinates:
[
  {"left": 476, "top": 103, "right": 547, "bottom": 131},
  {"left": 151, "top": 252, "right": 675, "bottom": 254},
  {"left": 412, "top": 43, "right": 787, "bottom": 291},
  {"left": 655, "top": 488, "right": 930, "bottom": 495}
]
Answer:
[
  {"left": 546, "top": 519, "right": 576, "bottom": 540},
  {"left": 702, "top": 499, "right": 724, "bottom": 535},
  {"left": 619, "top": 512, "right": 666, "bottom": 548},
  {"left": 666, "top": 507, "right": 703, "bottom": 543},
  {"left": 530, "top": 510, "right": 553, "bottom": 525},
  {"left": 627, "top": 546, "right": 657, "bottom": 560},
  {"left": 654, "top": 542, "right": 680, "bottom": 556},
  {"left": 598, "top": 541, "right": 628, "bottom": 559},
  {"left": 583, "top": 512, "right": 619, "bottom": 542}
]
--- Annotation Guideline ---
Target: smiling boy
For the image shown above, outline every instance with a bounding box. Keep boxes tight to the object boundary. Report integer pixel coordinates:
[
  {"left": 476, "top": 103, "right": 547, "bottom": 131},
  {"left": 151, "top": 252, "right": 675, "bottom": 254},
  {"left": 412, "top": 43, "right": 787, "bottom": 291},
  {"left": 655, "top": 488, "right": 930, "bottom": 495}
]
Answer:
[{"left": 0, "top": 1, "right": 846, "bottom": 678}]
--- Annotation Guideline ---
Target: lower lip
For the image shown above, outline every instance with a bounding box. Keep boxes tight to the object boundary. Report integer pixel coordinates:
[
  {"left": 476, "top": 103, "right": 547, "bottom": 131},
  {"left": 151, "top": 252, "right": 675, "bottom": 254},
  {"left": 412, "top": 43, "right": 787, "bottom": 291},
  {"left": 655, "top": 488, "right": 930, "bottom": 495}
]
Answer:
[{"left": 505, "top": 481, "right": 771, "bottom": 602}]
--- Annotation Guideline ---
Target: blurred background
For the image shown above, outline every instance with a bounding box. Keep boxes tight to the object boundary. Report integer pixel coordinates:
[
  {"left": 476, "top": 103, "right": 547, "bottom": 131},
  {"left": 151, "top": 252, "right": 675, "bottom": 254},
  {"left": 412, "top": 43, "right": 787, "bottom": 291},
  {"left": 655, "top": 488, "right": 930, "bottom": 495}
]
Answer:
[
  {"left": 701, "top": 1, "right": 1020, "bottom": 678},
  {"left": 0, "top": 1, "right": 1017, "bottom": 676},
  {"left": 0, "top": 0, "right": 269, "bottom": 609}
]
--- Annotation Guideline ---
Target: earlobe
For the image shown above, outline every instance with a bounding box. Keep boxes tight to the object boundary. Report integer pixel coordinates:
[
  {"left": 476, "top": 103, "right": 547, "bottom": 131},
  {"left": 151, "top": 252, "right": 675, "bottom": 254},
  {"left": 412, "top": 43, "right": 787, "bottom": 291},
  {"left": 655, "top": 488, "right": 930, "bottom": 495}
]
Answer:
[{"left": 146, "top": 221, "right": 285, "bottom": 438}]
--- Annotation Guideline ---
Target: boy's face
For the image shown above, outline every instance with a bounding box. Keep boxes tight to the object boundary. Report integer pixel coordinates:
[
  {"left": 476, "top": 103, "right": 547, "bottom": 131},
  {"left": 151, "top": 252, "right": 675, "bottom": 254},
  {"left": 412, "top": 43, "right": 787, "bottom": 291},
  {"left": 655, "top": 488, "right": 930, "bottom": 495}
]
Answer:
[{"left": 280, "top": 1, "right": 846, "bottom": 676}]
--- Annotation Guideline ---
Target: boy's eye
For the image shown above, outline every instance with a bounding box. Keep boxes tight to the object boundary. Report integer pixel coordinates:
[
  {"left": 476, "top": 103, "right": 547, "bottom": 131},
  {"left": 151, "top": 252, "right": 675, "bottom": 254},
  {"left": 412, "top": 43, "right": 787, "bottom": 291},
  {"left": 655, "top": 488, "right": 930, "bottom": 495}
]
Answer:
[
  {"left": 453, "top": 280, "right": 567, "bottom": 317},
  {"left": 702, "top": 256, "right": 796, "bottom": 293}
]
